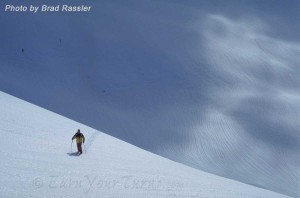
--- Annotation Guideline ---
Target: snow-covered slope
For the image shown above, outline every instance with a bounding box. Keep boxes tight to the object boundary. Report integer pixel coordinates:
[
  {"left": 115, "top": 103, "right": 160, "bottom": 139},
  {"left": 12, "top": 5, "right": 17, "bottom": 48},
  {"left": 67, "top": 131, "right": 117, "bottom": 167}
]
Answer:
[
  {"left": 0, "top": 91, "right": 291, "bottom": 198},
  {"left": 1, "top": 1, "right": 299, "bottom": 197}
]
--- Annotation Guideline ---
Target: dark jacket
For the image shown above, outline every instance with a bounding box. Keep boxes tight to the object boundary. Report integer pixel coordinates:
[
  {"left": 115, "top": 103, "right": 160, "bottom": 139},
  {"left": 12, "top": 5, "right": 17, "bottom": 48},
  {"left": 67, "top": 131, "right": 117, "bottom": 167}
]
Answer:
[{"left": 72, "top": 132, "right": 85, "bottom": 144}]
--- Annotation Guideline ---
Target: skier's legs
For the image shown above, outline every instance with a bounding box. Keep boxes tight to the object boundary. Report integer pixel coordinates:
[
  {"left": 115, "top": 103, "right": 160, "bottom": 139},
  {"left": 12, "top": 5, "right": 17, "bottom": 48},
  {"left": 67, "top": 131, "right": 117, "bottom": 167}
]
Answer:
[{"left": 77, "top": 143, "right": 83, "bottom": 154}]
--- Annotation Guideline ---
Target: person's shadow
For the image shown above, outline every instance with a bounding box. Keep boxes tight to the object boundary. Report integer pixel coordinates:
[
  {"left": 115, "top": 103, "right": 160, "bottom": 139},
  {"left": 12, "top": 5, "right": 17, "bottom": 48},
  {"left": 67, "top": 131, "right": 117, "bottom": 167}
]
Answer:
[{"left": 67, "top": 152, "right": 80, "bottom": 156}]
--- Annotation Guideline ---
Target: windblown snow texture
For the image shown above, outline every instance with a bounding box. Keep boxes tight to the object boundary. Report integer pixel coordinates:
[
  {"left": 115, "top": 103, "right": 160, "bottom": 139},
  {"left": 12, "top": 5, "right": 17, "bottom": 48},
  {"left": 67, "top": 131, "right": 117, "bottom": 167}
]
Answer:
[{"left": 0, "top": 1, "right": 299, "bottom": 197}]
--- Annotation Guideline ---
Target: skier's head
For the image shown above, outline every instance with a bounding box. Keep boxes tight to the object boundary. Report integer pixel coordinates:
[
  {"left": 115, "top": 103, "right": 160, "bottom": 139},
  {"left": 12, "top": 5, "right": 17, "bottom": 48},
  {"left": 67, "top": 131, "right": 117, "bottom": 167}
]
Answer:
[{"left": 77, "top": 129, "right": 80, "bottom": 133}]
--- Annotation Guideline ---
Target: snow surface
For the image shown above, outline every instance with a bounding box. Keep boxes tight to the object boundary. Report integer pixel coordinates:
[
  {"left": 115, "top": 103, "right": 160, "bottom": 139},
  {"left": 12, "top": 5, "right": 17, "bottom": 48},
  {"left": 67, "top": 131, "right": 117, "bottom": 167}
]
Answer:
[
  {"left": 0, "top": 1, "right": 300, "bottom": 197},
  {"left": 0, "top": 91, "right": 291, "bottom": 198}
]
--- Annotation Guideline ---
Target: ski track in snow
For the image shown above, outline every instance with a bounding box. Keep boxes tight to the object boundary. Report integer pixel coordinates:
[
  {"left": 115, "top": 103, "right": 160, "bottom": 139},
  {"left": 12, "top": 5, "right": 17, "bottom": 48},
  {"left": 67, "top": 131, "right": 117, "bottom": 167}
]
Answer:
[{"left": 84, "top": 130, "right": 99, "bottom": 153}]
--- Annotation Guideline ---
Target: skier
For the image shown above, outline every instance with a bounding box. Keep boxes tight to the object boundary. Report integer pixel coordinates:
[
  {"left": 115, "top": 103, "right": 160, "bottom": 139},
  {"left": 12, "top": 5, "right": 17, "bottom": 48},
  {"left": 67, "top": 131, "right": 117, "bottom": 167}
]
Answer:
[{"left": 72, "top": 129, "right": 85, "bottom": 154}]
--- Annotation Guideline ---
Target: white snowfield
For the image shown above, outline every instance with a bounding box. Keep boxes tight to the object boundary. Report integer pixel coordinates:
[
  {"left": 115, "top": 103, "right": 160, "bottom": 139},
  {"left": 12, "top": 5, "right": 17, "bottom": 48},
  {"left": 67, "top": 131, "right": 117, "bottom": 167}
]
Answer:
[{"left": 0, "top": 91, "right": 291, "bottom": 198}]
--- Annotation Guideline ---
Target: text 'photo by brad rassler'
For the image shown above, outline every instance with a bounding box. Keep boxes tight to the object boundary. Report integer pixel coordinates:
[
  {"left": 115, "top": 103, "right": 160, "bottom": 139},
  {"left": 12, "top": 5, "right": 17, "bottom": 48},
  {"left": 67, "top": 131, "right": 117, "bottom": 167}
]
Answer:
[{"left": 4, "top": 4, "right": 92, "bottom": 13}]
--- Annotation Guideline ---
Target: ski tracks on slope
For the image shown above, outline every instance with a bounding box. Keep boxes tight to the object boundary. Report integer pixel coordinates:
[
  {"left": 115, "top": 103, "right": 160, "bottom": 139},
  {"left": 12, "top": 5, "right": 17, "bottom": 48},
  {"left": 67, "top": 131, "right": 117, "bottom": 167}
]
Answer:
[{"left": 84, "top": 130, "right": 100, "bottom": 153}]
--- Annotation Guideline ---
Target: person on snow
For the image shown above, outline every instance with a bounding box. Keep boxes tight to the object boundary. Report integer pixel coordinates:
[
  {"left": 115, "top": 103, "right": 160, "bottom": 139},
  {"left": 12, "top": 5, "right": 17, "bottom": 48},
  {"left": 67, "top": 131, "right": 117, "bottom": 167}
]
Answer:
[{"left": 72, "top": 129, "right": 85, "bottom": 154}]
